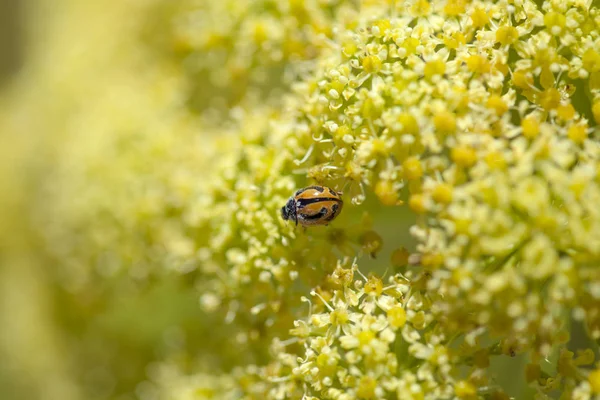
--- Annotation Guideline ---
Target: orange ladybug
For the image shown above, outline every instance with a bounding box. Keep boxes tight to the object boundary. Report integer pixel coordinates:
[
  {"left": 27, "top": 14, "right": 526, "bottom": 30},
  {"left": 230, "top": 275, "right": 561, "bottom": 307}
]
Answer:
[{"left": 281, "top": 186, "right": 343, "bottom": 227}]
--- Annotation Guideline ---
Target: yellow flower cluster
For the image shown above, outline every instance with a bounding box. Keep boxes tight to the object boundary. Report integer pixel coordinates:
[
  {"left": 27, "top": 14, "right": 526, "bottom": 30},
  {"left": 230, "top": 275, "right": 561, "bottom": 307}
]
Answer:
[
  {"left": 5, "top": 0, "right": 600, "bottom": 399},
  {"left": 277, "top": 264, "right": 458, "bottom": 400},
  {"left": 170, "top": 0, "right": 360, "bottom": 111},
  {"left": 156, "top": 0, "right": 600, "bottom": 399}
]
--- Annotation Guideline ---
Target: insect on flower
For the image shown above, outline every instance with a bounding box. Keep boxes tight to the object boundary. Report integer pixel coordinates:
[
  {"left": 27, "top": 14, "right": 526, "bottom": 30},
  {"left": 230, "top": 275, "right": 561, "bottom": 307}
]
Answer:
[{"left": 281, "top": 185, "right": 343, "bottom": 227}]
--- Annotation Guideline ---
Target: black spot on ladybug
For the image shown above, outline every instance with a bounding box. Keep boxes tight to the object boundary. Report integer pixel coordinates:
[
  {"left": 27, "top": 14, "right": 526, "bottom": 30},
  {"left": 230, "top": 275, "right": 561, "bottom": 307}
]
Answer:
[
  {"left": 303, "top": 207, "right": 328, "bottom": 220},
  {"left": 325, "top": 203, "right": 339, "bottom": 221}
]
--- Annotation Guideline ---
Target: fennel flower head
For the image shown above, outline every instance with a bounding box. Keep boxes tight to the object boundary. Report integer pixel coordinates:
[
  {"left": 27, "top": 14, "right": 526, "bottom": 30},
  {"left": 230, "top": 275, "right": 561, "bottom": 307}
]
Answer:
[
  {"left": 7, "top": 0, "right": 600, "bottom": 400},
  {"left": 144, "top": 0, "right": 600, "bottom": 398}
]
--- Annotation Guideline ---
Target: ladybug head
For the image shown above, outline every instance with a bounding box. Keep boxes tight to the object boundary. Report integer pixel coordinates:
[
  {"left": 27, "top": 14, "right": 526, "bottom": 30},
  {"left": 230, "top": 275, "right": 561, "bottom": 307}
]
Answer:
[
  {"left": 281, "top": 198, "right": 296, "bottom": 222},
  {"left": 280, "top": 205, "right": 289, "bottom": 220}
]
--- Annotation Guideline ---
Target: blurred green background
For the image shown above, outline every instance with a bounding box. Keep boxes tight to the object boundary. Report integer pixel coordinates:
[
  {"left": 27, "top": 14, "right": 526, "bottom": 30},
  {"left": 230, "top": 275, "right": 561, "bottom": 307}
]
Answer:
[{"left": 0, "top": 2, "right": 207, "bottom": 399}]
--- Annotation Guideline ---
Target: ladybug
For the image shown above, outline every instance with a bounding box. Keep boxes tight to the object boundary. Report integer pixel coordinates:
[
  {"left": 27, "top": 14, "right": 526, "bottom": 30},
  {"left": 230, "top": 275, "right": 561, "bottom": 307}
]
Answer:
[{"left": 281, "top": 185, "right": 343, "bottom": 227}]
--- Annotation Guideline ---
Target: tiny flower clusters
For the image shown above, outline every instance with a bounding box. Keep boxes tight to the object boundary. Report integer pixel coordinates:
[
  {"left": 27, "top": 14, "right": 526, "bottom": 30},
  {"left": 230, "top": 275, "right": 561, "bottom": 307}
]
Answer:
[
  {"left": 170, "top": 0, "right": 359, "bottom": 111},
  {"left": 164, "top": 0, "right": 600, "bottom": 398},
  {"left": 280, "top": 264, "right": 458, "bottom": 400},
  {"left": 289, "top": 0, "right": 600, "bottom": 207},
  {"left": 23, "top": 0, "right": 600, "bottom": 399},
  {"left": 193, "top": 109, "right": 387, "bottom": 342},
  {"left": 155, "top": 264, "right": 517, "bottom": 400}
]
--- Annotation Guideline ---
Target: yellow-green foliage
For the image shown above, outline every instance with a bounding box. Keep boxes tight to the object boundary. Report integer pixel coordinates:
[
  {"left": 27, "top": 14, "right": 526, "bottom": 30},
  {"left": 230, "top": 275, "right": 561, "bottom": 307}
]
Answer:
[{"left": 2, "top": 0, "right": 600, "bottom": 400}]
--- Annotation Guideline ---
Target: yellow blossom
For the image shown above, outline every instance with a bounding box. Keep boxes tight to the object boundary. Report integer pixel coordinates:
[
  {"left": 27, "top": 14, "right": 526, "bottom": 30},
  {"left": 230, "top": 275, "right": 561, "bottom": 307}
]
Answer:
[
  {"left": 486, "top": 95, "right": 509, "bottom": 116},
  {"left": 496, "top": 26, "right": 519, "bottom": 45},
  {"left": 466, "top": 55, "right": 491, "bottom": 75},
  {"left": 387, "top": 306, "right": 407, "bottom": 328},
  {"left": 567, "top": 124, "right": 587, "bottom": 144},
  {"left": 583, "top": 49, "right": 600, "bottom": 73},
  {"left": 7, "top": 1, "right": 600, "bottom": 399},
  {"left": 521, "top": 115, "right": 540, "bottom": 139},
  {"left": 424, "top": 59, "right": 446, "bottom": 80},
  {"left": 432, "top": 183, "right": 453, "bottom": 204},
  {"left": 409, "top": 194, "right": 427, "bottom": 213},
  {"left": 362, "top": 55, "right": 382, "bottom": 74},
  {"left": 403, "top": 157, "right": 423, "bottom": 180},
  {"left": 434, "top": 111, "right": 457, "bottom": 133},
  {"left": 451, "top": 146, "right": 477, "bottom": 168},
  {"left": 471, "top": 7, "right": 489, "bottom": 28}
]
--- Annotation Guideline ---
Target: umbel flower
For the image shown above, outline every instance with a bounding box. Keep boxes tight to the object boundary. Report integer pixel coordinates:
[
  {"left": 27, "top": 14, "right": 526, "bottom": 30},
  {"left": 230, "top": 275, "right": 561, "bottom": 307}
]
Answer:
[
  {"left": 6, "top": 0, "right": 600, "bottom": 399},
  {"left": 170, "top": 0, "right": 361, "bottom": 111},
  {"left": 150, "top": 0, "right": 600, "bottom": 399}
]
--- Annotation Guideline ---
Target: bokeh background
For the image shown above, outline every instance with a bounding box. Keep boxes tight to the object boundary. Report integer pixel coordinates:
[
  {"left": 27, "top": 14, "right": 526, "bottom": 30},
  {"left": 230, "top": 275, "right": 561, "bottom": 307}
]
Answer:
[{"left": 0, "top": 2, "right": 211, "bottom": 399}]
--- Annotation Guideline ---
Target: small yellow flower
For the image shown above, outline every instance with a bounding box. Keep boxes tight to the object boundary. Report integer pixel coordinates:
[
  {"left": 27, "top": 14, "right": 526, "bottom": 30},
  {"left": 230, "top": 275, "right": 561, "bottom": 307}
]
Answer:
[
  {"left": 372, "top": 19, "right": 391, "bottom": 38},
  {"left": 444, "top": 31, "right": 466, "bottom": 49},
  {"left": 356, "top": 376, "right": 377, "bottom": 399},
  {"left": 538, "top": 88, "right": 561, "bottom": 110},
  {"left": 556, "top": 103, "right": 575, "bottom": 121},
  {"left": 424, "top": 59, "right": 446, "bottom": 80},
  {"left": 363, "top": 275, "right": 383, "bottom": 296},
  {"left": 582, "top": 49, "right": 600, "bottom": 73},
  {"left": 512, "top": 70, "right": 533, "bottom": 89},
  {"left": 451, "top": 146, "right": 477, "bottom": 168},
  {"left": 375, "top": 180, "right": 400, "bottom": 206},
  {"left": 543, "top": 12, "right": 566, "bottom": 35},
  {"left": 453, "top": 218, "right": 471, "bottom": 235},
  {"left": 486, "top": 95, "right": 509, "bottom": 116},
  {"left": 411, "top": 0, "right": 431, "bottom": 16},
  {"left": 484, "top": 151, "right": 506, "bottom": 170},
  {"left": 401, "top": 37, "right": 420, "bottom": 56},
  {"left": 343, "top": 39, "right": 359, "bottom": 57},
  {"left": 403, "top": 157, "right": 423, "bottom": 180},
  {"left": 421, "top": 252, "right": 444, "bottom": 268},
  {"left": 397, "top": 112, "right": 419, "bottom": 134},
  {"left": 433, "top": 111, "right": 457, "bottom": 133},
  {"left": 409, "top": 193, "right": 427, "bottom": 213},
  {"left": 567, "top": 124, "right": 587, "bottom": 144},
  {"left": 444, "top": 0, "right": 467, "bottom": 16},
  {"left": 521, "top": 115, "right": 540, "bottom": 139},
  {"left": 470, "top": 7, "right": 489, "bottom": 28},
  {"left": 387, "top": 306, "right": 407, "bottom": 329},
  {"left": 466, "top": 55, "right": 491, "bottom": 75},
  {"left": 432, "top": 183, "right": 453, "bottom": 204},
  {"left": 540, "top": 66, "right": 555, "bottom": 90},
  {"left": 495, "top": 26, "right": 519, "bottom": 46},
  {"left": 316, "top": 352, "right": 339, "bottom": 376},
  {"left": 362, "top": 55, "right": 382, "bottom": 74},
  {"left": 330, "top": 308, "right": 349, "bottom": 326}
]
